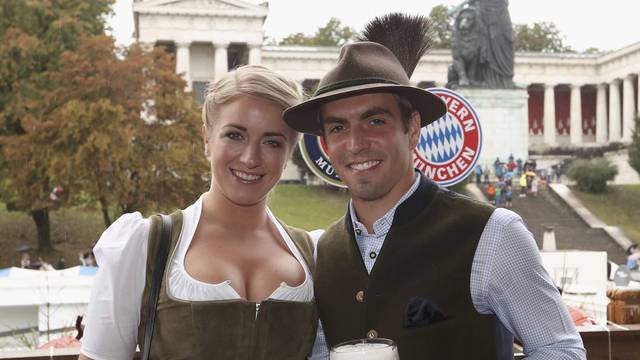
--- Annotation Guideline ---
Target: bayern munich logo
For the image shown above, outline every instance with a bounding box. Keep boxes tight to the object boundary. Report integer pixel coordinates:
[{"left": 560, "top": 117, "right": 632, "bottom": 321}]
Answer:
[
  {"left": 299, "top": 134, "right": 346, "bottom": 188},
  {"left": 414, "top": 88, "right": 482, "bottom": 186},
  {"left": 299, "top": 87, "right": 482, "bottom": 188}
]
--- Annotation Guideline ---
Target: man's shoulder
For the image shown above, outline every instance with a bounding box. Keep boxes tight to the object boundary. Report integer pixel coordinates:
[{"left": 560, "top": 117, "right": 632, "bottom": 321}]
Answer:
[
  {"left": 319, "top": 216, "right": 347, "bottom": 237},
  {"left": 281, "top": 222, "right": 311, "bottom": 240},
  {"left": 485, "top": 207, "right": 523, "bottom": 228},
  {"left": 316, "top": 215, "right": 350, "bottom": 247},
  {"left": 434, "top": 187, "right": 495, "bottom": 213}
]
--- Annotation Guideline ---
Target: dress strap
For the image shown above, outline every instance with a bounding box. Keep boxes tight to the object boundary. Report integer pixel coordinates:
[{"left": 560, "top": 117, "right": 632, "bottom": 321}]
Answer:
[
  {"left": 139, "top": 210, "right": 183, "bottom": 359},
  {"left": 281, "top": 223, "right": 316, "bottom": 275}
]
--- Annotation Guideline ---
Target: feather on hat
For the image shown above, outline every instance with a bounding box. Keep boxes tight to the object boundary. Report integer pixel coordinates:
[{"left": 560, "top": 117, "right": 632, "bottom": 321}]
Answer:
[{"left": 359, "top": 13, "right": 433, "bottom": 78}]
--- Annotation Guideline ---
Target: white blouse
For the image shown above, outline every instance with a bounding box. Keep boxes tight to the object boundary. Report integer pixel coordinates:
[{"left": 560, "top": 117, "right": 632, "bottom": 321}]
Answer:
[{"left": 80, "top": 195, "right": 314, "bottom": 360}]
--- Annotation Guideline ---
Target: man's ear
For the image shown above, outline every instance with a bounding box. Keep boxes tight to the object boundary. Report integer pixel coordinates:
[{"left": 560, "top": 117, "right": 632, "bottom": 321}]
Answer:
[{"left": 407, "top": 111, "right": 421, "bottom": 150}]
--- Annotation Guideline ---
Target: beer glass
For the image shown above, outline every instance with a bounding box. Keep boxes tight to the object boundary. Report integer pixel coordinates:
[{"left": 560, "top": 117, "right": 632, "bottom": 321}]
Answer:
[{"left": 330, "top": 338, "right": 399, "bottom": 360}]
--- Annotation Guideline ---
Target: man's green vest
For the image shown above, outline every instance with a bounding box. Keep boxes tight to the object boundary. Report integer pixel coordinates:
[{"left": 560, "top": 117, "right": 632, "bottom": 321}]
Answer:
[
  {"left": 137, "top": 211, "right": 317, "bottom": 360},
  {"left": 315, "top": 176, "right": 514, "bottom": 359}
]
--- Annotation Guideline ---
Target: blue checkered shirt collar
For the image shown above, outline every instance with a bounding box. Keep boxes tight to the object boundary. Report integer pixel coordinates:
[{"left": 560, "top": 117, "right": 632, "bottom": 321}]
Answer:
[{"left": 349, "top": 172, "right": 421, "bottom": 236}]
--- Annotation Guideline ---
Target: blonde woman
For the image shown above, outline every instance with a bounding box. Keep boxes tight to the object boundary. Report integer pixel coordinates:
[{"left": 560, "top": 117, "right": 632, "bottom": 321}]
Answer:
[{"left": 79, "top": 65, "right": 317, "bottom": 359}]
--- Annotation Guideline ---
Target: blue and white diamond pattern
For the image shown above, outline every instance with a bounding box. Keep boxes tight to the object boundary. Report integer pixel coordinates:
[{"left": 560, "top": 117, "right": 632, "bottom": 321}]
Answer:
[{"left": 418, "top": 113, "right": 465, "bottom": 164}]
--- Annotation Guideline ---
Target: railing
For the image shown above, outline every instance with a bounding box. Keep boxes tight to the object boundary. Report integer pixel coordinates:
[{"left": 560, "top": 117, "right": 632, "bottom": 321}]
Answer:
[
  {"left": 580, "top": 324, "right": 640, "bottom": 360},
  {"left": 0, "top": 349, "right": 141, "bottom": 360},
  {"left": 1, "top": 326, "right": 639, "bottom": 360},
  {"left": 0, "top": 348, "right": 79, "bottom": 360}
]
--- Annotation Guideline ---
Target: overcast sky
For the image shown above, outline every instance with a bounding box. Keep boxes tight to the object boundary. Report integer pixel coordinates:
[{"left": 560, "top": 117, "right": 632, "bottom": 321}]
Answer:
[{"left": 107, "top": 0, "right": 640, "bottom": 52}]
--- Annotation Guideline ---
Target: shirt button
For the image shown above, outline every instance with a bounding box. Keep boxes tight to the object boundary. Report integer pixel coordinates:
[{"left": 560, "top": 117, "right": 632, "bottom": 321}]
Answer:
[
  {"left": 355, "top": 228, "right": 362, "bottom": 236},
  {"left": 366, "top": 329, "right": 378, "bottom": 338},
  {"left": 369, "top": 251, "right": 377, "bottom": 259},
  {"left": 355, "top": 290, "right": 364, "bottom": 302}
]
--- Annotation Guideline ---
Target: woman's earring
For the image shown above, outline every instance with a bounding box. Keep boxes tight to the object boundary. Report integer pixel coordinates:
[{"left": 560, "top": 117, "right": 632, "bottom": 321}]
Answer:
[{"left": 204, "top": 144, "right": 209, "bottom": 157}]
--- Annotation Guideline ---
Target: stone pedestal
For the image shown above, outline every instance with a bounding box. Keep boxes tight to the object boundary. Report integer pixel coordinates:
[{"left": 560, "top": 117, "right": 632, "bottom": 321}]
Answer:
[
  {"left": 542, "top": 225, "right": 557, "bottom": 251},
  {"left": 458, "top": 88, "right": 529, "bottom": 168}
]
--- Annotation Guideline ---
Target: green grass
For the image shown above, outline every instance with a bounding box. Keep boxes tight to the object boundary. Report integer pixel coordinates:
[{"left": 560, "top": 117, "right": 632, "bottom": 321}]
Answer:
[
  {"left": 0, "top": 184, "right": 349, "bottom": 268},
  {"left": 0, "top": 206, "right": 106, "bottom": 269},
  {"left": 570, "top": 184, "right": 640, "bottom": 244},
  {"left": 268, "top": 184, "right": 349, "bottom": 230}
]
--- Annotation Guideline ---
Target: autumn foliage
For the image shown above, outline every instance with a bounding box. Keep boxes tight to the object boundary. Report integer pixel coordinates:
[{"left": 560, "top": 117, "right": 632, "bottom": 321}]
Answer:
[
  {"left": 0, "top": 1, "right": 207, "bottom": 250},
  {"left": 43, "top": 37, "right": 207, "bottom": 226}
]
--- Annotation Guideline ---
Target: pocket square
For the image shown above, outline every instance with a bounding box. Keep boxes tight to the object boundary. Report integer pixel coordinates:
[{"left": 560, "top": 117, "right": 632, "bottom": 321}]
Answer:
[{"left": 403, "top": 296, "right": 449, "bottom": 328}]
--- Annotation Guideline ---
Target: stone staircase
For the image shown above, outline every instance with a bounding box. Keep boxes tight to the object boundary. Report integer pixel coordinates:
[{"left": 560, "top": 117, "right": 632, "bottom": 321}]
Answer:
[{"left": 479, "top": 183, "right": 627, "bottom": 264}]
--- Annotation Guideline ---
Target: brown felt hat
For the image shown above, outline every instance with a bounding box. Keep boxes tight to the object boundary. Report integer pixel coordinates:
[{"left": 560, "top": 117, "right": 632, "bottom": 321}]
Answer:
[{"left": 283, "top": 41, "right": 447, "bottom": 136}]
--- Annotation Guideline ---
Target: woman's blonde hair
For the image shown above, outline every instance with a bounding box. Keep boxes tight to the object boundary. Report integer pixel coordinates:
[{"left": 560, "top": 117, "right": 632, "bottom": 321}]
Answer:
[{"left": 202, "top": 65, "right": 302, "bottom": 143}]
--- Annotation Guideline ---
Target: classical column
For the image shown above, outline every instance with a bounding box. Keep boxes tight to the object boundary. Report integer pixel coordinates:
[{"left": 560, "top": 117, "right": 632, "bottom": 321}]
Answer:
[
  {"left": 248, "top": 44, "right": 262, "bottom": 65},
  {"left": 609, "top": 79, "right": 622, "bottom": 142},
  {"left": 622, "top": 75, "right": 635, "bottom": 142},
  {"left": 596, "top": 83, "right": 608, "bottom": 144},
  {"left": 214, "top": 42, "right": 229, "bottom": 79},
  {"left": 175, "top": 41, "right": 191, "bottom": 91},
  {"left": 543, "top": 83, "right": 557, "bottom": 146},
  {"left": 570, "top": 84, "right": 583, "bottom": 145}
]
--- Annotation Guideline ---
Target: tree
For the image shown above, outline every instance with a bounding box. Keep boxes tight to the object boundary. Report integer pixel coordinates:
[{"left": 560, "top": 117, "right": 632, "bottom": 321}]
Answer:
[
  {"left": 584, "top": 47, "right": 601, "bottom": 54},
  {"left": 0, "top": 0, "right": 114, "bottom": 250},
  {"left": 419, "top": 5, "right": 578, "bottom": 53},
  {"left": 429, "top": 4, "right": 453, "bottom": 49},
  {"left": 41, "top": 37, "right": 207, "bottom": 227},
  {"left": 1, "top": 0, "right": 206, "bottom": 251},
  {"left": 291, "top": 146, "right": 314, "bottom": 183},
  {"left": 118, "top": 46, "right": 208, "bottom": 221},
  {"left": 566, "top": 158, "right": 618, "bottom": 193},
  {"left": 280, "top": 18, "right": 358, "bottom": 46},
  {"left": 514, "top": 22, "right": 573, "bottom": 53},
  {"left": 426, "top": 5, "right": 575, "bottom": 53},
  {"left": 629, "top": 114, "right": 640, "bottom": 176}
]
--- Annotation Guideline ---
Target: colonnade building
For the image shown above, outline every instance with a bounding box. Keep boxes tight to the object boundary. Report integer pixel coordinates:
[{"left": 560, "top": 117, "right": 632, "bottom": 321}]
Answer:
[{"left": 134, "top": 0, "right": 640, "bottom": 152}]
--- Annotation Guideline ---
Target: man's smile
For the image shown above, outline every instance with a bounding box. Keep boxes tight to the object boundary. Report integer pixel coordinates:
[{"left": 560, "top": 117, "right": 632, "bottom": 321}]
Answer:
[{"left": 347, "top": 160, "right": 382, "bottom": 171}]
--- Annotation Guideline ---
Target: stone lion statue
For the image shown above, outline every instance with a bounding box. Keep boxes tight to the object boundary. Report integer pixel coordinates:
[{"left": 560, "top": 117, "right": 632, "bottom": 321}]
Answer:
[{"left": 447, "top": 5, "right": 486, "bottom": 88}]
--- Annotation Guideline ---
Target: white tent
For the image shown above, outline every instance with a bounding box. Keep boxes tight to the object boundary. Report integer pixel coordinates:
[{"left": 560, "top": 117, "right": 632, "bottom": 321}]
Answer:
[{"left": 0, "top": 266, "right": 96, "bottom": 350}]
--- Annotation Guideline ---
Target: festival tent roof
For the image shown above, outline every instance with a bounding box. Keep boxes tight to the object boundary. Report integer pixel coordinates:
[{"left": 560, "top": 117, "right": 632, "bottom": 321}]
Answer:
[{"left": 0, "top": 266, "right": 96, "bottom": 307}]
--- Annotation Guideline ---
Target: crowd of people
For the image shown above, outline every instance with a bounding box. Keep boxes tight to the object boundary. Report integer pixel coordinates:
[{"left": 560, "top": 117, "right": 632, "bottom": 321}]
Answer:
[
  {"left": 476, "top": 155, "right": 566, "bottom": 208},
  {"left": 17, "top": 246, "right": 97, "bottom": 271},
  {"left": 627, "top": 244, "right": 640, "bottom": 270}
]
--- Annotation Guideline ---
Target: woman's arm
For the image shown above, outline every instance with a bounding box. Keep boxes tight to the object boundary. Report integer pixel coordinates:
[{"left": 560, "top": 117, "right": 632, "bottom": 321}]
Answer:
[{"left": 80, "top": 213, "right": 150, "bottom": 359}]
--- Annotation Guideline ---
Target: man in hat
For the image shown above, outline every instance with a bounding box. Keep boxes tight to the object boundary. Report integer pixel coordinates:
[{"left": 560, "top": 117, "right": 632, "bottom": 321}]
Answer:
[{"left": 284, "top": 14, "right": 585, "bottom": 359}]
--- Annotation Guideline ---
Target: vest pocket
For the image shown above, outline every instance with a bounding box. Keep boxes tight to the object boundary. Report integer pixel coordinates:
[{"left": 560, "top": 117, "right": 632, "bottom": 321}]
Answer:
[{"left": 397, "top": 317, "right": 456, "bottom": 358}]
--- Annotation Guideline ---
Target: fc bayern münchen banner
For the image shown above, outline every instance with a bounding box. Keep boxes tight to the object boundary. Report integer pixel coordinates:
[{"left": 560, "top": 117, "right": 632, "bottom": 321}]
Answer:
[{"left": 299, "top": 88, "right": 483, "bottom": 188}]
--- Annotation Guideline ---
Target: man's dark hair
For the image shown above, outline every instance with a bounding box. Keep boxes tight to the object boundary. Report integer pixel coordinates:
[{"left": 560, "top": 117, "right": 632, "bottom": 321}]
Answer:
[{"left": 393, "top": 93, "right": 417, "bottom": 132}]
